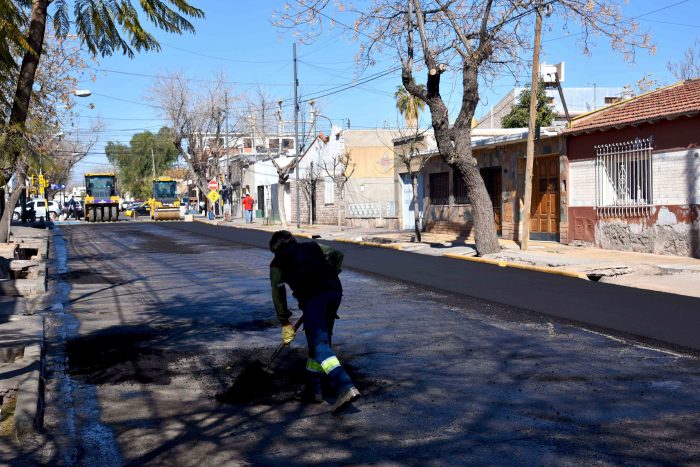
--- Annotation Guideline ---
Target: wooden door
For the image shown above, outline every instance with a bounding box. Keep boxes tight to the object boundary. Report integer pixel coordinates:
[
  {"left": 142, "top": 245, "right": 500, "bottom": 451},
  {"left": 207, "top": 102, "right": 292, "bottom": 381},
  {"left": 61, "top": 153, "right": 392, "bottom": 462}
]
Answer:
[
  {"left": 530, "top": 156, "right": 560, "bottom": 240},
  {"left": 480, "top": 167, "right": 502, "bottom": 235}
]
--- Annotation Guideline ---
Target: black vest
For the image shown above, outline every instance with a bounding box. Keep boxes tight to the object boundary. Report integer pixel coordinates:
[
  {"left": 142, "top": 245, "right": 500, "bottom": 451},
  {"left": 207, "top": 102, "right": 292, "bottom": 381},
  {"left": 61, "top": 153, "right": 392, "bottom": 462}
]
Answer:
[{"left": 271, "top": 241, "right": 342, "bottom": 303}]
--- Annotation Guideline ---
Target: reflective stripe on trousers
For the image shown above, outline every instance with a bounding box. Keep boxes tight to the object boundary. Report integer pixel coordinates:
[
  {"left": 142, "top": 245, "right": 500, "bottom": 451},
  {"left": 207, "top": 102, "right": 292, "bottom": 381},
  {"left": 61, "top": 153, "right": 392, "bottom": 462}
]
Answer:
[{"left": 303, "top": 290, "right": 354, "bottom": 394}]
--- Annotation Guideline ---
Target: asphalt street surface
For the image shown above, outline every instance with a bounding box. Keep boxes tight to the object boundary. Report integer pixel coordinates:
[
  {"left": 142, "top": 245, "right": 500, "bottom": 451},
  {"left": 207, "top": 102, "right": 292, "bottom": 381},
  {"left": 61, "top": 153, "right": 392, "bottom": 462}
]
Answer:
[{"left": 7, "top": 221, "right": 700, "bottom": 465}]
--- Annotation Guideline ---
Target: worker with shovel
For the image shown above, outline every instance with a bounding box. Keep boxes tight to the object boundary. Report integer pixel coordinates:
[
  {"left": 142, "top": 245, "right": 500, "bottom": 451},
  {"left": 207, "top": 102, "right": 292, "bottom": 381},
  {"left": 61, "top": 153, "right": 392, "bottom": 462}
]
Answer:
[{"left": 269, "top": 230, "right": 360, "bottom": 415}]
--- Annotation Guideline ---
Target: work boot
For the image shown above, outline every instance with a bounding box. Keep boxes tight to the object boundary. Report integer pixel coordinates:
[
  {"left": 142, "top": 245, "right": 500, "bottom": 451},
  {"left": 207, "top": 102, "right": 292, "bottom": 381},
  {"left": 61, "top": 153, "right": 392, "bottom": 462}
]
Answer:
[
  {"left": 331, "top": 386, "right": 360, "bottom": 415},
  {"left": 293, "top": 386, "right": 323, "bottom": 404}
]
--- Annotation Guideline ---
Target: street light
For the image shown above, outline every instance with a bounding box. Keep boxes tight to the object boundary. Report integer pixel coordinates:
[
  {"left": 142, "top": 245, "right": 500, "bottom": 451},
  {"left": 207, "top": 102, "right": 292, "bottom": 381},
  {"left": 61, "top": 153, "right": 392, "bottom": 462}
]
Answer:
[{"left": 73, "top": 89, "right": 91, "bottom": 97}]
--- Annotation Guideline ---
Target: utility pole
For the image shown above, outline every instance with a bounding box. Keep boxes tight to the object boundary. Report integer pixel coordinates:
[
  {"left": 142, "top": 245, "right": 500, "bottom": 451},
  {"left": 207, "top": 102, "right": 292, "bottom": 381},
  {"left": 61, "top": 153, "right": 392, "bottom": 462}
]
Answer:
[
  {"left": 294, "top": 43, "right": 301, "bottom": 229},
  {"left": 520, "top": 1, "right": 543, "bottom": 250},
  {"left": 225, "top": 91, "right": 231, "bottom": 218}
]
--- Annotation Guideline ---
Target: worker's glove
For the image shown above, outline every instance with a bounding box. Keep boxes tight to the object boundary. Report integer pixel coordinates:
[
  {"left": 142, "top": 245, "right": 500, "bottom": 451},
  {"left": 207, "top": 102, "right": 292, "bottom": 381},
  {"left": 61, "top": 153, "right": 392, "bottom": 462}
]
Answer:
[{"left": 281, "top": 323, "right": 295, "bottom": 345}]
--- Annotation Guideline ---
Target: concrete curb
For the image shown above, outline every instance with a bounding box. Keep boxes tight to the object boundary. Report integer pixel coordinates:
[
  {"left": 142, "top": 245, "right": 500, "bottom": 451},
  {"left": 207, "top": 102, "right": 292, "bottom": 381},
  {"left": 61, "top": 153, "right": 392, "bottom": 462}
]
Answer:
[
  {"left": 12, "top": 343, "right": 42, "bottom": 436},
  {"left": 333, "top": 237, "right": 404, "bottom": 250},
  {"left": 195, "top": 218, "right": 591, "bottom": 278},
  {"left": 442, "top": 253, "right": 590, "bottom": 280}
]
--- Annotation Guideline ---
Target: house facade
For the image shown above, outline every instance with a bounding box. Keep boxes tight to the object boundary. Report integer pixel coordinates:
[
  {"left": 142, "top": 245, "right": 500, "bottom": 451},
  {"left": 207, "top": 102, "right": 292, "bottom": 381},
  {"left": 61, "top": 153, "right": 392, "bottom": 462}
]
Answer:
[
  {"left": 288, "top": 128, "right": 400, "bottom": 229},
  {"left": 394, "top": 128, "right": 563, "bottom": 242},
  {"left": 402, "top": 79, "right": 700, "bottom": 259},
  {"left": 565, "top": 79, "right": 700, "bottom": 258}
]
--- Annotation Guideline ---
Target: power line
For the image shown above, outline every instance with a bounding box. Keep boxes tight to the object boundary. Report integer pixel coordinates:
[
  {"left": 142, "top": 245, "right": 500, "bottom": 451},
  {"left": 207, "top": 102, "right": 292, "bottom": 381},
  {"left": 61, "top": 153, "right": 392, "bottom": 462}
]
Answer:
[{"left": 543, "top": 0, "right": 691, "bottom": 44}]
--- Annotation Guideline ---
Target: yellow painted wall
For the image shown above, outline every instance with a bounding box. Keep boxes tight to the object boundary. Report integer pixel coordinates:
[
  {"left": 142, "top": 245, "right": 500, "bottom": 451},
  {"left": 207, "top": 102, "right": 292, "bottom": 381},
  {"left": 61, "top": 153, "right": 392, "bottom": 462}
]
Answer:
[{"left": 347, "top": 146, "right": 396, "bottom": 178}]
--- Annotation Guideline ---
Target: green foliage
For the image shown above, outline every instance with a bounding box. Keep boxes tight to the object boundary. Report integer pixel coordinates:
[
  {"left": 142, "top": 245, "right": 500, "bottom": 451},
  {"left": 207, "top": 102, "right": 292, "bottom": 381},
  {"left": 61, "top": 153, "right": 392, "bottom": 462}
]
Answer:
[
  {"left": 0, "top": 0, "right": 29, "bottom": 113},
  {"left": 53, "top": 0, "right": 204, "bottom": 58},
  {"left": 394, "top": 84, "right": 425, "bottom": 126},
  {"left": 105, "top": 127, "right": 179, "bottom": 199},
  {"left": 501, "top": 80, "right": 555, "bottom": 129}
]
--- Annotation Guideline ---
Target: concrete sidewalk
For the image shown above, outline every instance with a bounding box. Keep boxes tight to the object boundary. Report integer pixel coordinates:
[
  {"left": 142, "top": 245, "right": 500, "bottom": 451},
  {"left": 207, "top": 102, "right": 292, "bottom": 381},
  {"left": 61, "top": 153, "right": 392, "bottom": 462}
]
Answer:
[
  {"left": 200, "top": 216, "right": 700, "bottom": 298},
  {"left": 0, "top": 225, "right": 49, "bottom": 437}
]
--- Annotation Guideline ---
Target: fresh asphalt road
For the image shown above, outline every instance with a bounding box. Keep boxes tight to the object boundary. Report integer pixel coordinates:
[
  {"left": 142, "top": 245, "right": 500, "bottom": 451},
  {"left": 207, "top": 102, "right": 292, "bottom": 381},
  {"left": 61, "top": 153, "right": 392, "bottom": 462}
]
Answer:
[{"left": 9, "top": 221, "right": 700, "bottom": 465}]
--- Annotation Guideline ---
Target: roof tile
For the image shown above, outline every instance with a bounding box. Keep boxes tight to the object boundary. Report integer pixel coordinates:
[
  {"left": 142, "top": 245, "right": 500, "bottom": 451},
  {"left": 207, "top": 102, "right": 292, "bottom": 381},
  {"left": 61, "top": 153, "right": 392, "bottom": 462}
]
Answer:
[{"left": 565, "top": 79, "right": 700, "bottom": 133}]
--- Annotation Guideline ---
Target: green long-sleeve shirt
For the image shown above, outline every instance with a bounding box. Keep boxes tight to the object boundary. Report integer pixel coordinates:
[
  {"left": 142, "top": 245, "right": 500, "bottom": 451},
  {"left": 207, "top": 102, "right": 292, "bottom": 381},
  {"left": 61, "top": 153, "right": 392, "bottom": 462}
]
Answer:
[{"left": 270, "top": 243, "right": 343, "bottom": 324}]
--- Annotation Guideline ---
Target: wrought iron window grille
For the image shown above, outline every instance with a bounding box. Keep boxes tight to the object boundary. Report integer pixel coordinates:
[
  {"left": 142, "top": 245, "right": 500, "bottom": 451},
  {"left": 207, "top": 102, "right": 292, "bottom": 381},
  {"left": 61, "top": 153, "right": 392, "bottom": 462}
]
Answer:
[{"left": 595, "top": 136, "right": 654, "bottom": 218}]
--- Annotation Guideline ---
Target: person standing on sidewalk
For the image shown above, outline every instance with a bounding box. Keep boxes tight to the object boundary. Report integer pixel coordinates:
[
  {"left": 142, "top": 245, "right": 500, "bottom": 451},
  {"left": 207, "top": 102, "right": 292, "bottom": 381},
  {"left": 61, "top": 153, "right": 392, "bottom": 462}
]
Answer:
[
  {"left": 243, "top": 193, "right": 255, "bottom": 223},
  {"left": 269, "top": 230, "right": 360, "bottom": 415}
]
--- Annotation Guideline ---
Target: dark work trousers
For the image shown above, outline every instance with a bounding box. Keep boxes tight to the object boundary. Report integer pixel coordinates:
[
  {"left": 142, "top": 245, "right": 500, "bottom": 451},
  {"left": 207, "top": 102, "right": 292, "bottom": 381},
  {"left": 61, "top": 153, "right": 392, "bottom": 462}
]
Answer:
[{"left": 302, "top": 290, "right": 354, "bottom": 395}]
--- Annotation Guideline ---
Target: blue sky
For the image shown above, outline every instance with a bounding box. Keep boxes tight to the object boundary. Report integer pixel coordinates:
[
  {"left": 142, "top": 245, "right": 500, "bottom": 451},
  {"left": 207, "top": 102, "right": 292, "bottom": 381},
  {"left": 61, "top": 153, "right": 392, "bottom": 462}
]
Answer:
[{"left": 70, "top": 0, "right": 699, "bottom": 180}]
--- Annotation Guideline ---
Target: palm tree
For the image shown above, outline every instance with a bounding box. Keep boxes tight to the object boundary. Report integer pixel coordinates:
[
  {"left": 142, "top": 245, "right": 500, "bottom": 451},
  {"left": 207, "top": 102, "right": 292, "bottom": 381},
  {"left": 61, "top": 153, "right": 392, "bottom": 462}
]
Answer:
[
  {"left": 0, "top": 0, "right": 204, "bottom": 242},
  {"left": 394, "top": 84, "right": 425, "bottom": 128}
]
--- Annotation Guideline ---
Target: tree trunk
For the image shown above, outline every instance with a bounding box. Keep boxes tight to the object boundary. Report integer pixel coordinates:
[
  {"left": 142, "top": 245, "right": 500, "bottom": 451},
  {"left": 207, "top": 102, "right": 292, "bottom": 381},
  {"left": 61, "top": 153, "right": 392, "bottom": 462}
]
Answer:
[
  {"left": 454, "top": 159, "right": 500, "bottom": 255},
  {"left": 278, "top": 180, "right": 288, "bottom": 228},
  {"left": 2, "top": 0, "right": 50, "bottom": 243},
  {"left": 337, "top": 184, "right": 343, "bottom": 232},
  {"left": 411, "top": 173, "right": 421, "bottom": 242},
  {"left": 10, "top": 0, "right": 49, "bottom": 128},
  {"left": 0, "top": 185, "right": 24, "bottom": 243}
]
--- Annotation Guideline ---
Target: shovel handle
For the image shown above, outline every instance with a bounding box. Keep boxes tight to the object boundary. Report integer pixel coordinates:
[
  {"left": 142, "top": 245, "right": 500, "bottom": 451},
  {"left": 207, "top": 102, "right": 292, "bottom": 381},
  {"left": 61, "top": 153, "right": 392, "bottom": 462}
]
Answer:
[{"left": 268, "top": 316, "right": 304, "bottom": 365}]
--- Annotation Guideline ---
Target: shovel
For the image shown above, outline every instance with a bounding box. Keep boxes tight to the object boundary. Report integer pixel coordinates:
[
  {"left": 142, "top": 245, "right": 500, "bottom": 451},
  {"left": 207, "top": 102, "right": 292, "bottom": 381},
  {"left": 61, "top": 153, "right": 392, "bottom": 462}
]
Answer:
[{"left": 259, "top": 316, "right": 304, "bottom": 374}]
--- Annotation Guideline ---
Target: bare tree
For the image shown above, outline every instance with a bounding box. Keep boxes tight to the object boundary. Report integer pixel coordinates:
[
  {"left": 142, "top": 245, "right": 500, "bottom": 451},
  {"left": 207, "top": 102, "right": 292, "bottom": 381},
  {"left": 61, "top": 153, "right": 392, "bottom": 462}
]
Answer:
[
  {"left": 300, "top": 160, "right": 321, "bottom": 225},
  {"left": 150, "top": 71, "right": 242, "bottom": 200},
  {"left": 269, "top": 134, "right": 320, "bottom": 228},
  {"left": 321, "top": 149, "right": 356, "bottom": 231},
  {"left": 41, "top": 123, "right": 103, "bottom": 198},
  {"left": 393, "top": 125, "right": 432, "bottom": 241},
  {"left": 668, "top": 38, "right": 700, "bottom": 81},
  {"left": 275, "top": 0, "right": 652, "bottom": 255}
]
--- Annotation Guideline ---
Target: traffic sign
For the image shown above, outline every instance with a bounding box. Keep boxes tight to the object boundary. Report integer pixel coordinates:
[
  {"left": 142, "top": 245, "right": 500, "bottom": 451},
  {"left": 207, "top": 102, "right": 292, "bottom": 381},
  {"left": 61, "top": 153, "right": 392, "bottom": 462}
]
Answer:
[
  {"left": 208, "top": 179, "right": 219, "bottom": 191},
  {"left": 206, "top": 190, "right": 220, "bottom": 203}
]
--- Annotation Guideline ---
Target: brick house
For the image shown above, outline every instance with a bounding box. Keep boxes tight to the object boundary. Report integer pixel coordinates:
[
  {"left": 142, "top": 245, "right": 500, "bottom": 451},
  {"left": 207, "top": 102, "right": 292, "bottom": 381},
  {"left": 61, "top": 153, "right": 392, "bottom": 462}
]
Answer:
[
  {"left": 395, "top": 128, "right": 564, "bottom": 241},
  {"left": 290, "top": 128, "right": 400, "bottom": 228},
  {"left": 563, "top": 79, "right": 700, "bottom": 258}
]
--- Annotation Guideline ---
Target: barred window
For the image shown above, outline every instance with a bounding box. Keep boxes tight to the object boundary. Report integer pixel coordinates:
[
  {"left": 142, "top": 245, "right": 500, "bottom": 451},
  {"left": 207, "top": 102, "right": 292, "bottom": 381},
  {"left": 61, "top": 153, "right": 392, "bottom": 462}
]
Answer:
[
  {"left": 453, "top": 171, "right": 469, "bottom": 204},
  {"left": 429, "top": 172, "right": 449, "bottom": 205},
  {"left": 595, "top": 137, "right": 653, "bottom": 217}
]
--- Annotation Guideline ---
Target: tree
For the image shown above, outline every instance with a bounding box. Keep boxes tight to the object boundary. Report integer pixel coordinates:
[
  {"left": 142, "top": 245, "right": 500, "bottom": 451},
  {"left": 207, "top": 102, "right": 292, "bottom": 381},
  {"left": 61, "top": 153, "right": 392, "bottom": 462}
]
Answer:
[
  {"left": 395, "top": 83, "right": 425, "bottom": 128},
  {"left": 501, "top": 79, "right": 554, "bottom": 128},
  {"left": 0, "top": 0, "right": 204, "bottom": 243},
  {"left": 269, "top": 135, "right": 321, "bottom": 228},
  {"left": 320, "top": 149, "right": 356, "bottom": 231},
  {"left": 151, "top": 71, "right": 241, "bottom": 200},
  {"left": 0, "top": 0, "right": 30, "bottom": 113},
  {"left": 668, "top": 38, "right": 700, "bottom": 81},
  {"left": 275, "top": 0, "right": 652, "bottom": 255},
  {"left": 300, "top": 161, "right": 321, "bottom": 225},
  {"left": 392, "top": 125, "right": 432, "bottom": 242},
  {"left": 105, "top": 128, "right": 179, "bottom": 199},
  {"left": 1, "top": 32, "right": 94, "bottom": 238}
]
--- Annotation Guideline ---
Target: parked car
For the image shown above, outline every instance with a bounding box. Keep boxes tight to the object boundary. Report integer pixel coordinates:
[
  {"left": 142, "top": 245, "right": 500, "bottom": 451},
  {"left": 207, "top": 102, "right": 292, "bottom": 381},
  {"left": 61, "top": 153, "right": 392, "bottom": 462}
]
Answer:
[
  {"left": 13, "top": 199, "right": 61, "bottom": 221},
  {"left": 124, "top": 202, "right": 150, "bottom": 218}
]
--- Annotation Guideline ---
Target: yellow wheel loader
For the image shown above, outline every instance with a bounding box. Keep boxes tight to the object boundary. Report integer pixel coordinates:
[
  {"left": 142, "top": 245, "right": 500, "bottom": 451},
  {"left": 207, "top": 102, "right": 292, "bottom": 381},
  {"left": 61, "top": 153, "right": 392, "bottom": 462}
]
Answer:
[
  {"left": 148, "top": 177, "right": 181, "bottom": 221},
  {"left": 84, "top": 173, "right": 120, "bottom": 222}
]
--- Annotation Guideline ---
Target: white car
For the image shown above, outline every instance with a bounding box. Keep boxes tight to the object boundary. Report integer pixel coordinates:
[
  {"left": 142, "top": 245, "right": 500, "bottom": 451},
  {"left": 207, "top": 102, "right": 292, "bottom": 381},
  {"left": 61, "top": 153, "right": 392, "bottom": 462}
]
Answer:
[{"left": 13, "top": 199, "right": 61, "bottom": 221}]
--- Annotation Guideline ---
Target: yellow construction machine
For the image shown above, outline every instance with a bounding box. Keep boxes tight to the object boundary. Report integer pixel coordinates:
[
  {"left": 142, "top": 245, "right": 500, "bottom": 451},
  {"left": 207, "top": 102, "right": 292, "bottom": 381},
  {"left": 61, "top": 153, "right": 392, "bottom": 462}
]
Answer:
[
  {"left": 148, "top": 177, "right": 181, "bottom": 221},
  {"left": 84, "top": 173, "right": 120, "bottom": 222}
]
